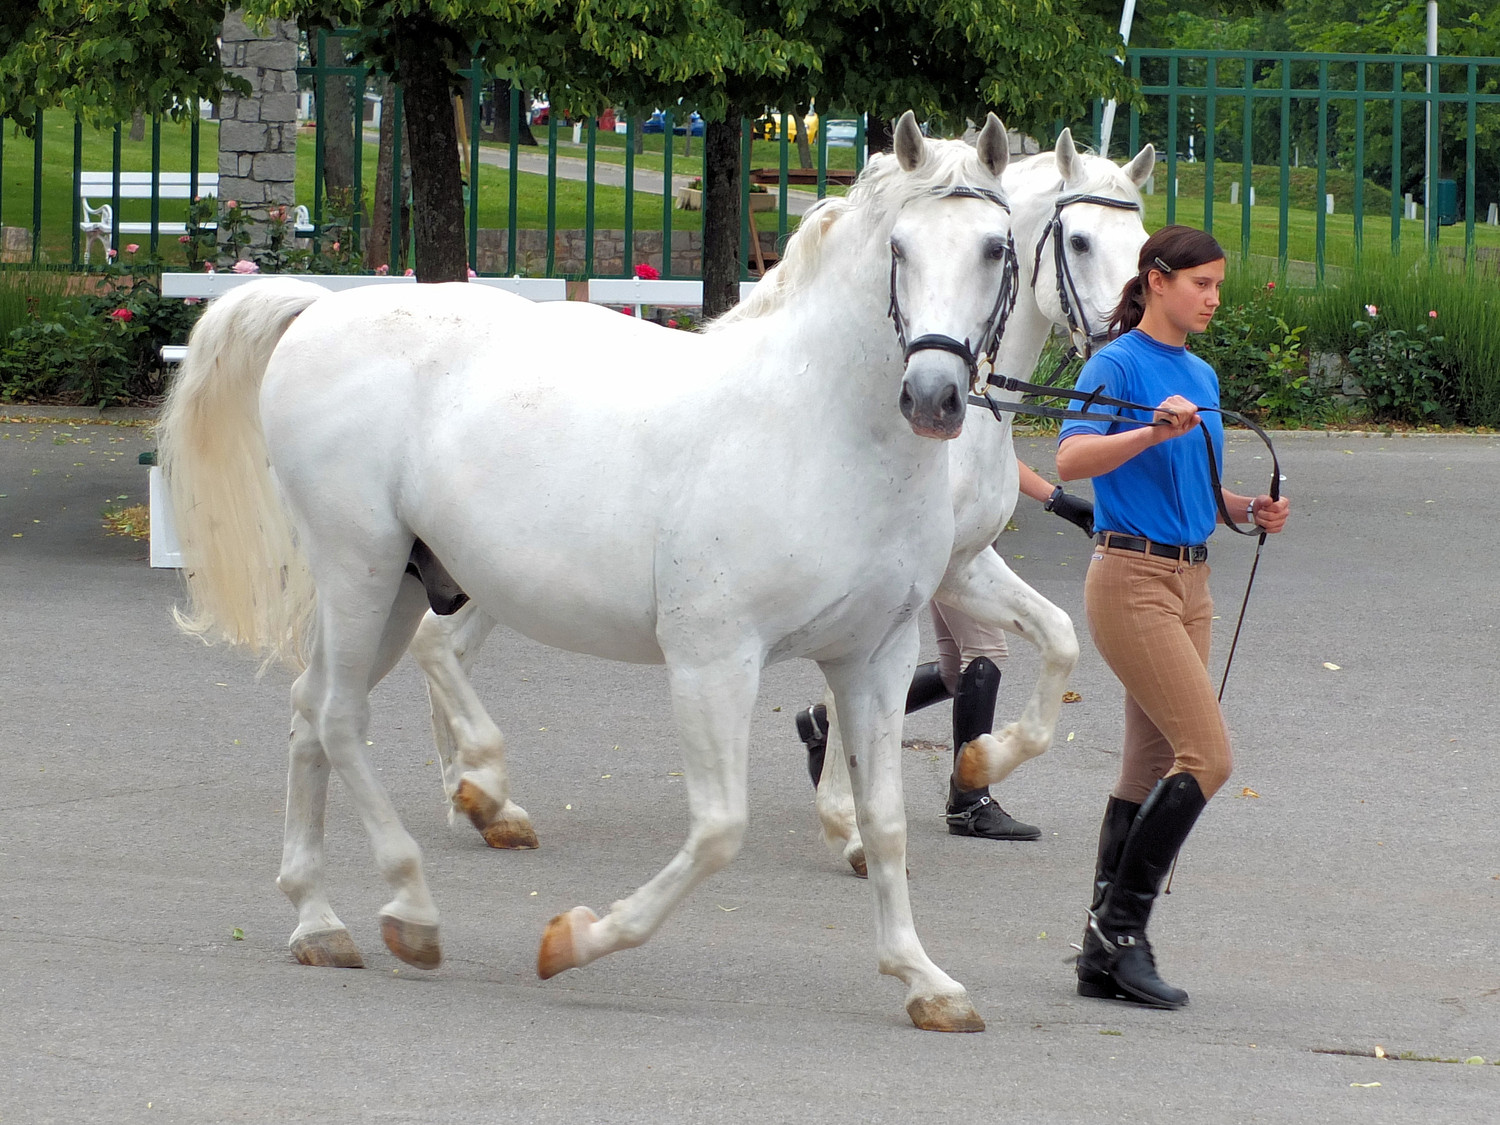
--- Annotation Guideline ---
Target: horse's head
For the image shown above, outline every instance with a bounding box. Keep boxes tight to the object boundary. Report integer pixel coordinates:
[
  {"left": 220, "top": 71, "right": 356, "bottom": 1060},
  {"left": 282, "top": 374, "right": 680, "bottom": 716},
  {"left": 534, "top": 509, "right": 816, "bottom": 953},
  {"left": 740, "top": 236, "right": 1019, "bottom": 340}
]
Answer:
[
  {"left": 885, "top": 111, "right": 1015, "bottom": 441},
  {"left": 1019, "top": 128, "right": 1154, "bottom": 357}
]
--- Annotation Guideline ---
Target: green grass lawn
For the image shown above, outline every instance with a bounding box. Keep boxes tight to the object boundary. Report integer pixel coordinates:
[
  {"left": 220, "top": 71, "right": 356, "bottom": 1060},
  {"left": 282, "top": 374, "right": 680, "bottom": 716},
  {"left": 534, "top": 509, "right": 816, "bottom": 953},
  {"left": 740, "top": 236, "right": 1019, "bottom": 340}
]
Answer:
[{"left": 4, "top": 113, "right": 1496, "bottom": 272}]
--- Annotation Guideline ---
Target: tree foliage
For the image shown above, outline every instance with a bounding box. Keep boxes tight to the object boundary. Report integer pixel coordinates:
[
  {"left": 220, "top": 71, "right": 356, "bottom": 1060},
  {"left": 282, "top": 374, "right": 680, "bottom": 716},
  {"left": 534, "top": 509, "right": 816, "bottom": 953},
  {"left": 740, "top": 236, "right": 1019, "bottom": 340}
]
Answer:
[{"left": 0, "top": 1, "right": 245, "bottom": 132}]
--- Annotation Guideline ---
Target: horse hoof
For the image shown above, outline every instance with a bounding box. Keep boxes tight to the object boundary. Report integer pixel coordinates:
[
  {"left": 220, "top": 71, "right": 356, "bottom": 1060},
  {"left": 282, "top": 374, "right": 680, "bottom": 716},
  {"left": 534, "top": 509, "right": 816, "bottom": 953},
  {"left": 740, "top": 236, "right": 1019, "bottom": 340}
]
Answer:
[
  {"left": 846, "top": 846, "right": 868, "bottom": 879},
  {"left": 455, "top": 779, "right": 540, "bottom": 850},
  {"left": 379, "top": 913, "right": 442, "bottom": 969},
  {"left": 907, "top": 993, "right": 985, "bottom": 1033},
  {"left": 953, "top": 734, "right": 1000, "bottom": 792},
  {"left": 290, "top": 927, "right": 364, "bottom": 969},
  {"left": 538, "top": 906, "right": 599, "bottom": 980}
]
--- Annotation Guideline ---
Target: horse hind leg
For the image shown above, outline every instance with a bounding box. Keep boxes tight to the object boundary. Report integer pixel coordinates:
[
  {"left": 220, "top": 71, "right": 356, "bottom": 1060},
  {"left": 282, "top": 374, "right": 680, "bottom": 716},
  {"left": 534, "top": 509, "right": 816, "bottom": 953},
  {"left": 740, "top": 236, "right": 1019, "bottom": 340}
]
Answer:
[
  {"left": 279, "top": 710, "right": 364, "bottom": 968},
  {"left": 410, "top": 604, "right": 538, "bottom": 849},
  {"left": 295, "top": 552, "right": 445, "bottom": 970},
  {"left": 538, "top": 652, "right": 757, "bottom": 979}
]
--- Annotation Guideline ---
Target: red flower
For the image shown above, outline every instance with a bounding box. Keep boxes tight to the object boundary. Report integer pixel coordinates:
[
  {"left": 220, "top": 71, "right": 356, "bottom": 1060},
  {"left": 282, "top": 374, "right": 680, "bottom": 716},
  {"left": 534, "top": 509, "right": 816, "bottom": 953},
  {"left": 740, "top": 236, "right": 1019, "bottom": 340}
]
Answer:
[
  {"left": 1265, "top": 280, "right": 1275, "bottom": 290},
  {"left": 108, "top": 307, "right": 133, "bottom": 322},
  {"left": 634, "top": 262, "right": 660, "bottom": 280},
  {"left": 667, "top": 318, "right": 679, "bottom": 328}
]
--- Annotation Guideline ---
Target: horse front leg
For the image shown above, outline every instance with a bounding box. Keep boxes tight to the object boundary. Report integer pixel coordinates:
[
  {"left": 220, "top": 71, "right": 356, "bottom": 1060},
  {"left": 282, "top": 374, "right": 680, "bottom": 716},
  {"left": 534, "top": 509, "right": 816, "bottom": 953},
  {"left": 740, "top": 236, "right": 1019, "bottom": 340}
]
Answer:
[
  {"left": 812, "top": 691, "right": 867, "bottom": 877},
  {"left": 410, "top": 604, "right": 538, "bottom": 849},
  {"left": 823, "top": 634, "right": 984, "bottom": 1033},
  {"left": 537, "top": 650, "right": 759, "bottom": 979},
  {"left": 935, "top": 549, "right": 1079, "bottom": 792}
]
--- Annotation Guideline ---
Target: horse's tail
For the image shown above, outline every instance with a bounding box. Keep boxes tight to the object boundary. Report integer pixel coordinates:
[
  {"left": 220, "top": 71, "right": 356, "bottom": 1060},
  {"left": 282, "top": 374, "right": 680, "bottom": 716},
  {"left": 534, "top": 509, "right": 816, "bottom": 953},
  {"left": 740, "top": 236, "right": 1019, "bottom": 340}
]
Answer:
[{"left": 156, "top": 278, "right": 330, "bottom": 672}]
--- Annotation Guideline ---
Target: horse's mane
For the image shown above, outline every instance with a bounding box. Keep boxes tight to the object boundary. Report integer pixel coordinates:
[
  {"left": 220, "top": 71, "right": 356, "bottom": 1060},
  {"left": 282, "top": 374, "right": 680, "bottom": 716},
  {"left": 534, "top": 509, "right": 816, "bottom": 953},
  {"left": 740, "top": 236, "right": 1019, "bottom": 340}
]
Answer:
[{"left": 708, "top": 138, "right": 1004, "bottom": 330}]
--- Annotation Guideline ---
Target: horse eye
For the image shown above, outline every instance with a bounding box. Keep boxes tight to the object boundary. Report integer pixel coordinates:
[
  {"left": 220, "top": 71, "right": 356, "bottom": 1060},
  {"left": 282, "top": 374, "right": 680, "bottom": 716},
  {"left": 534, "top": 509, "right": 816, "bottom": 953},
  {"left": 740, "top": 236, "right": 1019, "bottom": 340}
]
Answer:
[
  {"left": 984, "top": 237, "right": 1009, "bottom": 261},
  {"left": 1069, "top": 234, "right": 1090, "bottom": 253},
  {"left": 890, "top": 239, "right": 905, "bottom": 260}
]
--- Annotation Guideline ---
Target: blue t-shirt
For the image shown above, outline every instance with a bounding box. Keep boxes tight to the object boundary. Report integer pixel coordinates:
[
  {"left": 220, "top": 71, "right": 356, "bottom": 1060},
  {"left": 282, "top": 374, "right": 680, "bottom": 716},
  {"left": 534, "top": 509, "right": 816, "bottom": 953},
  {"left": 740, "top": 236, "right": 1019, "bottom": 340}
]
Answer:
[{"left": 1057, "top": 330, "right": 1224, "bottom": 546}]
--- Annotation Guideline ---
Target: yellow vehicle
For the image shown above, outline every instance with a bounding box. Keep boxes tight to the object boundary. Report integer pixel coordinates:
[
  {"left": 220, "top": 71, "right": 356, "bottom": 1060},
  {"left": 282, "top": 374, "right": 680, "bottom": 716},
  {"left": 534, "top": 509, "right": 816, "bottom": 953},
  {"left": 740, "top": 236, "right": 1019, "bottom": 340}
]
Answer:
[{"left": 755, "top": 108, "right": 819, "bottom": 143}]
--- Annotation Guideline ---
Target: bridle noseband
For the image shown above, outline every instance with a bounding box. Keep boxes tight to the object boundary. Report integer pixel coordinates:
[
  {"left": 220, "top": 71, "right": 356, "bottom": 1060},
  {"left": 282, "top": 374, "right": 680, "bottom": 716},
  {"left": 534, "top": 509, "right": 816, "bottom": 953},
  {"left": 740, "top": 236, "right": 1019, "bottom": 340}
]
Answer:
[
  {"left": 1031, "top": 190, "right": 1144, "bottom": 359},
  {"left": 888, "top": 185, "right": 1020, "bottom": 388}
]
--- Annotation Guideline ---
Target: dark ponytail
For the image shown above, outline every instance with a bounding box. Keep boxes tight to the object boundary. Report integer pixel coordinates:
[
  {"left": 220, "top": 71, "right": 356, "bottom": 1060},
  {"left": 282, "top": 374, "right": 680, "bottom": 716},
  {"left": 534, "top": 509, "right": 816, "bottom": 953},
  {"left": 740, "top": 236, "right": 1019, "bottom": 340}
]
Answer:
[{"left": 1106, "top": 225, "right": 1226, "bottom": 339}]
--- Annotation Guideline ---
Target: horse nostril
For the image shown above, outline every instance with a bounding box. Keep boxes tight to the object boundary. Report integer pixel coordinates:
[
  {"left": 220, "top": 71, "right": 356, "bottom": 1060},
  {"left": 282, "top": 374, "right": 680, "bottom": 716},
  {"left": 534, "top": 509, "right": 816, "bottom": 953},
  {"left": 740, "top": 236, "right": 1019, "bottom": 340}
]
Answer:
[
  {"left": 899, "top": 384, "right": 916, "bottom": 417},
  {"left": 942, "top": 385, "right": 962, "bottom": 417}
]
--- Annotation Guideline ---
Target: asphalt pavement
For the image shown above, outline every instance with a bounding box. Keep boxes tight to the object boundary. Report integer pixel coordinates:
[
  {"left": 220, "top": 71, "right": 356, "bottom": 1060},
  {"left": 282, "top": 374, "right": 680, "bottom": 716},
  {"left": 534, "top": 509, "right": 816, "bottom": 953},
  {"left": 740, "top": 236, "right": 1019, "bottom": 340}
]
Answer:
[{"left": 2, "top": 411, "right": 1497, "bottom": 1124}]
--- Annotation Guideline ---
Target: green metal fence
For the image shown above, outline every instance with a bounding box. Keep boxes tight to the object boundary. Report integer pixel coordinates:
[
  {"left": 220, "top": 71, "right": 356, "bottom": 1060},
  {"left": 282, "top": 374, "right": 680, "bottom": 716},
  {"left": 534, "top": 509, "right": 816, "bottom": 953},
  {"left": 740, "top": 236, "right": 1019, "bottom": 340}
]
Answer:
[
  {"left": 1082, "top": 49, "right": 1500, "bottom": 280},
  {"left": 3, "top": 42, "right": 1497, "bottom": 282}
]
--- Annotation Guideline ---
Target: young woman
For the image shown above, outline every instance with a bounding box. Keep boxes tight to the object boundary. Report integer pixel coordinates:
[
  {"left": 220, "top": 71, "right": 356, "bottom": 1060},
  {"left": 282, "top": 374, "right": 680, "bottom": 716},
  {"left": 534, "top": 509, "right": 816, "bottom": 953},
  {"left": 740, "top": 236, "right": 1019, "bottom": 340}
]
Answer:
[{"left": 1056, "top": 225, "right": 1290, "bottom": 1009}]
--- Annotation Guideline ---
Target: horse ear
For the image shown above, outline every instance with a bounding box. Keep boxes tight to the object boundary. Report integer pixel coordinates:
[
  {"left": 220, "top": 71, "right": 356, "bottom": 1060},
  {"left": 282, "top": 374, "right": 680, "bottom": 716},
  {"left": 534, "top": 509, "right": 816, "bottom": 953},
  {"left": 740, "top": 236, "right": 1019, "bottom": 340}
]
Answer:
[
  {"left": 1121, "top": 143, "right": 1156, "bottom": 188},
  {"left": 1054, "top": 127, "right": 1080, "bottom": 185},
  {"left": 976, "top": 113, "right": 1008, "bottom": 179},
  {"left": 894, "top": 111, "right": 926, "bottom": 171}
]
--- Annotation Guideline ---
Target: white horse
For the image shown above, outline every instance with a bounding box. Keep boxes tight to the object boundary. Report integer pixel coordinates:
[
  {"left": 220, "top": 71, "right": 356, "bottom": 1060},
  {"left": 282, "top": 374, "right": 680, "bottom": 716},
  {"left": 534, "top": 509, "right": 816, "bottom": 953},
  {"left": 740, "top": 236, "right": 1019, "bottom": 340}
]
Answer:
[
  {"left": 412, "top": 130, "right": 1155, "bottom": 875},
  {"left": 159, "top": 113, "right": 1019, "bottom": 1032}
]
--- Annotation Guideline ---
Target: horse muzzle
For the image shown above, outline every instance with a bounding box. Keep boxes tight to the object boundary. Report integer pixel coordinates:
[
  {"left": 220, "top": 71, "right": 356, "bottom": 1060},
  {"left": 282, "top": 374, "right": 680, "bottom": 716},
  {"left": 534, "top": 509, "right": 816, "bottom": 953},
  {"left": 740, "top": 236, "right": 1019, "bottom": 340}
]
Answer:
[{"left": 899, "top": 355, "right": 967, "bottom": 440}]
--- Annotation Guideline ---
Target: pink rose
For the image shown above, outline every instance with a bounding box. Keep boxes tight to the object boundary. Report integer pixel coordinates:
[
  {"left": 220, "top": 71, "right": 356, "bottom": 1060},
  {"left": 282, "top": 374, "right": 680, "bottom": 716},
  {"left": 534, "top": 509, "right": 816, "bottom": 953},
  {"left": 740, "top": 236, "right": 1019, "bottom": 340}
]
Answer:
[
  {"left": 404, "top": 268, "right": 415, "bottom": 277},
  {"left": 125, "top": 243, "right": 139, "bottom": 254},
  {"left": 1365, "top": 304, "right": 1378, "bottom": 317},
  {"left": 667, "top": 319, "right": 679, "bottom": 328},
  {"left": 106, "top": 248, "right": 117, "bottom": 259},
  {"left": 183, "top": 297, "right": 201, "bottom": 305},
  {"left": 374, "top": 264, "right": 390, "bottom": 276},
  {"left": 467, "top": 268, "right": 477, "bottom": 277},
  {"left": 225, "top": 200, "right": 238, "bottom": 209},
  {"left": 108, "top": 307, "right": 133, "bottom": 322},
  {"left": 634, "top": 262, "right": 660, "bottom": 280},
  {"left": 1265, "top": 280, "right": 1275, "bottom": 290},
  {"left": 332, "top": 241, "right": 340, "bottom": 252},
  {"left": 203, "top": 262, "right": 215, "bottom": 273},
  {"left": 178, "top": 234, "right": 191, "bottom": 244},
  {"left": 232, "top": 259, "right": 259, "bottom": 274},
  {"left": 1428, "top": 309, "right": 1438, "bottom": 319}
]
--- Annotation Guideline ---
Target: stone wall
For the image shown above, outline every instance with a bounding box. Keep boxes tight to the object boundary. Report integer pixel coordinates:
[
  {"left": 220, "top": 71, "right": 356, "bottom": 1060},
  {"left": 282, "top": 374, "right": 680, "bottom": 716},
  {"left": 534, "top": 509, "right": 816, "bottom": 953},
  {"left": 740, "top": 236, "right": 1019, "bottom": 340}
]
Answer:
[
  {"left": 473, "top": 228, "right": 779, "bottom": 277},
  {"left": 217, "top": 10, "right": 299, "bottom": 252}
]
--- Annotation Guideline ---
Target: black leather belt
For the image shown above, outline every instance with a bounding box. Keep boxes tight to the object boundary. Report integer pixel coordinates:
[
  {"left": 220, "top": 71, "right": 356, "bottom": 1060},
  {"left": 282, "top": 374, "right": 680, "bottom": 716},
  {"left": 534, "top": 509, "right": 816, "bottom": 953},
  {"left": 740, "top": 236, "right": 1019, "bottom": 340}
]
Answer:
[{"left": 1096, "top": 533, "right": 1209, "bottom": 565}]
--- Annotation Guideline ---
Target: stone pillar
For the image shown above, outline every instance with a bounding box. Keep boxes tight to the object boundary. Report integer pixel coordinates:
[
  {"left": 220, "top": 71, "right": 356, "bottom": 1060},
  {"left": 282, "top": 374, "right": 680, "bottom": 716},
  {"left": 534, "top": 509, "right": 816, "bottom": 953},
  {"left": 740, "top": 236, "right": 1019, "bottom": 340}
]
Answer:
[{"left": 217, "top": 10, "right": 299, "bottom": 255}]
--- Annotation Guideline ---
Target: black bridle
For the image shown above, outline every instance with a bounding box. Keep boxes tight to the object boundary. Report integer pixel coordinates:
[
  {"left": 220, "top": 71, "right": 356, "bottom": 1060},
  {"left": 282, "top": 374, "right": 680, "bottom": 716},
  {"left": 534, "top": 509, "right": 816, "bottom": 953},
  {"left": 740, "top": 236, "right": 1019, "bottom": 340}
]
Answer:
[
  {"left": 1032, "top": 190, "right": 1144, "bottom": 358},
  {"left": 888, "top": 185, "right": 1020, "bottom": 385}
]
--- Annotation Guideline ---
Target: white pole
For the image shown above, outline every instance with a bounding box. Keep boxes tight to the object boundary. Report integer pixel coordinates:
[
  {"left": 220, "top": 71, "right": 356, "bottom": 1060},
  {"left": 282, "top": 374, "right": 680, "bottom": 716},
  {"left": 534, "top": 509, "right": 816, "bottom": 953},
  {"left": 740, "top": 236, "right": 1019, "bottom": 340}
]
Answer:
[
  {"left": 1098, "top": 0, "right": 1138, "bottom": 158},
  {"left": 1425, "top": 2, "right": 1438, "bottom": 242}
]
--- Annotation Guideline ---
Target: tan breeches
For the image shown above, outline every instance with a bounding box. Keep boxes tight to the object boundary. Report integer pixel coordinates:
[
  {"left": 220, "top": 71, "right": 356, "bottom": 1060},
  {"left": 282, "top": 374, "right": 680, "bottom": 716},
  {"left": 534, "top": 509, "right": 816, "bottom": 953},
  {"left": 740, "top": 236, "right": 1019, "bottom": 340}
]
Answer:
[{"left": 1083, "top": 546, "right": 1233, "bottom": 802}]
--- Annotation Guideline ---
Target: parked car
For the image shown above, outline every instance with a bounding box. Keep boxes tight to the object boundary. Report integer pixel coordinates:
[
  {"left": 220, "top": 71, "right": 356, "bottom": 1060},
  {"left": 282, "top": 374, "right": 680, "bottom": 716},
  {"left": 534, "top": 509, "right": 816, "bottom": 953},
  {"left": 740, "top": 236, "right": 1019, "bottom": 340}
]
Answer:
[
  {"left": 529, "top": 99, "right": 550, "bottom": 126},
  {"left": 824, "top": 118, "right": 859, "bottom": 147},
  {"left": 755, "top": 109, "right": 818, "bottom": 143},
  {"left": 642, "top": 110, "right": 704, "bottom": 136}
]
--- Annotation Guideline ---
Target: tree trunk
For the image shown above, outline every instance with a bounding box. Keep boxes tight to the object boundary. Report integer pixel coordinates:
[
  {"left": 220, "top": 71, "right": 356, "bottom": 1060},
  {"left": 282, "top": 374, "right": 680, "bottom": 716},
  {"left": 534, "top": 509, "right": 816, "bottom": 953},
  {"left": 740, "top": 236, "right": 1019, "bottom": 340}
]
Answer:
[
  {"left": 393, "top": 31, "right": 468, "bottom": 282},
  {"left": 129, "top": 109, "right": 145, "bottom": 142},
  {"left": 794, "top": 103, "right": 813, "bottom": 169},
  {"left": 633, "top": 117, "right": 645, "bottom": 155},
  {"left": 309, "top": 37, "right": 358, "bottom": 209},
  {"left": 865, "top": 112, "right": 894, "bottom": 158},
  {"left": 701, "top": 117, "right": 743, "bottom": 320},
  {"left": 493, "top": 87, "right": 538, "bottom": 146},
  {"left": 367, "top": 80, "right": 402, "bottom": 271}
]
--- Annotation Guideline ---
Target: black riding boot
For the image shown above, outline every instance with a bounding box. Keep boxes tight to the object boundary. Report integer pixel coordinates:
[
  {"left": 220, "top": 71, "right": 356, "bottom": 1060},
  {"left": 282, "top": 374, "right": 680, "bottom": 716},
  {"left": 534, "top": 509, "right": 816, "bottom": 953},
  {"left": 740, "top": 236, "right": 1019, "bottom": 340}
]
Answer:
[
  {"left": 1074, "top": 796, "right": 1142, "bottom": 1000},
  {"left": 945, "top": 658, "right": 1040, "bottom": 841},
  {"left": 797, "top": 662, "right": 952, "bottom": 787},
  {"left": 1085, "top": 773, "right": 1207, "bottom": 1009}
]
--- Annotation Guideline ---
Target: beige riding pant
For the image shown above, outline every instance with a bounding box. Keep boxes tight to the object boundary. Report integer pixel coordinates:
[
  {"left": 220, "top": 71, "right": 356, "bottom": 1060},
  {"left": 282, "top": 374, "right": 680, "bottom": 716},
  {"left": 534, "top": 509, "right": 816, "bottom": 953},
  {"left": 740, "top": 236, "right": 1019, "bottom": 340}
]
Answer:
[
  {"left": 931, "top": 547, "right": 1010, "bottom": 692},
  {"left": 1083, "top": 542, "right": 1233, "bottom": 802}
]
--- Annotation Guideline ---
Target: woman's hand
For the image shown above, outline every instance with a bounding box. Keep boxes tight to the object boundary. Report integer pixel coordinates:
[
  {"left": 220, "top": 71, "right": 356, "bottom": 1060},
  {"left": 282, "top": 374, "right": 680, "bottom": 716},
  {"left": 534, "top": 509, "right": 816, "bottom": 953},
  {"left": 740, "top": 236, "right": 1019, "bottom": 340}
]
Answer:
[
  {"left": 1151, "top": 395, "right": 1200, "bottom": 441},
  {"left": 1252, "top": 494, "right": 1291, "bottom": 534}
]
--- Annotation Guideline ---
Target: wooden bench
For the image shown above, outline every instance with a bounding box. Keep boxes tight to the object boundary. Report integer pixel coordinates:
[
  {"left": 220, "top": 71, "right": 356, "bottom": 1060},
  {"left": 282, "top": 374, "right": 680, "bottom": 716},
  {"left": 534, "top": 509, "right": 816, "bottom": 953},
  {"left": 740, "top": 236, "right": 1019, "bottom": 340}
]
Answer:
[
  {"left": 145, "top": 273, "right": 757, "bottom": 566},
  {"left": 80, "top": 172, "right": 312, "bottom": 264}
]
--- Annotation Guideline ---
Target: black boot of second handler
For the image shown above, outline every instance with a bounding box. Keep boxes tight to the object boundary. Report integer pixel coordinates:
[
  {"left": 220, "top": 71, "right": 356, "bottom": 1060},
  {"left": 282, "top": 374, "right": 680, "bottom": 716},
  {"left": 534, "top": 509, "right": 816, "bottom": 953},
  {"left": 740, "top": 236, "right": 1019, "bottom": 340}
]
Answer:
[
  {"left": 945, "top": 658, "right": 1040, "bottom": 841},
  {"left": 1086, "top": 773, "right": 1208, "bottom": 1009}
]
